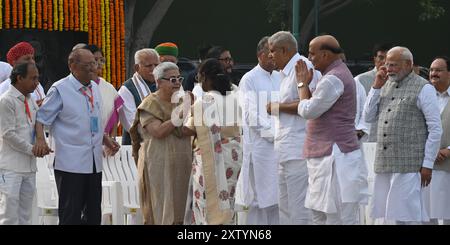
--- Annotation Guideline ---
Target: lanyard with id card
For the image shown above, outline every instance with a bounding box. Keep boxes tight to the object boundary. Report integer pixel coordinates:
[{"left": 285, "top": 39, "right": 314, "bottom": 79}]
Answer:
[
  {"left": 90, "top": 116, "right": 99, "bottom": 133},
  {"left": 81, "top": 86, "right": 99, "bottom": 134}
]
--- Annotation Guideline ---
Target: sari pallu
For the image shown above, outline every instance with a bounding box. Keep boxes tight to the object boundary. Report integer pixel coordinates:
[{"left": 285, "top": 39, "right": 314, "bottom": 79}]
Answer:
[{"left": 184, "top": 92, "right": 243, "bottom": 225}]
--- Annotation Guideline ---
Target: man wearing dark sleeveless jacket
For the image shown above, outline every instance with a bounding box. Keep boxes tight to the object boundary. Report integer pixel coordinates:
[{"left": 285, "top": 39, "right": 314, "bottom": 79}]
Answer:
[
  {"left": 364, "top": 47, "right": 442, "bottom": 225},
  {"left": 118, "top": 49, "right": 160, "bottom": 145}
]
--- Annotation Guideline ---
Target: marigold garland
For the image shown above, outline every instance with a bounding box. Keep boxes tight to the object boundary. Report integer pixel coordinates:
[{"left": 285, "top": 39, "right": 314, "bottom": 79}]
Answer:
[
  {"left": 110, "top": 1, "right": 116, "bottom": 86},
  {"left": 19, "top": 0, "right": 24, "bottom": 28},
  {"left": 47, "top": 0, "right": 52, "bottom": 30},
  {"left": 83, "top": 0, "right": 88, "bottom": 31},
  {"left": 88, "top": 0, "right": 92, "bottom": 43},
  {"left": 120, "top": 0, "right": 125, "bottom": 85},
  {"left": 105, "top": 0, "right": 110, "bottom": 82},
  {"left": 31, "top": 0, "right": 36, "bottom": 29},
  {"left": 25, "top": 0, "right": 30, "bottom": 28},
  {"left": 37, "top": 0, "right": 42, "bottom": 29},
  {"left": 12, "top": 0, "right": 16, "bottom": 28},
  {"left": 59, "top": 0, "right": 63, "bottom": 31},
  {"left": 69, "top": 0, "right": 73, "bottom": 30},
  {"left": 4, "top": 0, "right": 10, "bottom": 29},
  {"left": 63, "top": 0, "right": 67, "bottom": 30},
  {"left": 73, "top": 0, "right": 78, "bottom": 31},
  {"left": 0, "top": 0, "right": 3, "bottom": 30},
  {"left": 78, "top": 0, "right": 82, "bottom": 30},
  {"left": 13, "top": 1, "right": 19, "bottom": 28},
  {"left": 1, "top": 0, "right": 126, "bottom": 91},
  {"left": 111, "top": 0, "right": 118, "bottom": 87},
  {"left": 101, "top": 0, "right": 106, "bottom": 78},
  {"left": 53, "top": 0, "right": 57, "bottom": 30},
  {"left": 92, "top": 0, "right": 97, "bottom": 45}
]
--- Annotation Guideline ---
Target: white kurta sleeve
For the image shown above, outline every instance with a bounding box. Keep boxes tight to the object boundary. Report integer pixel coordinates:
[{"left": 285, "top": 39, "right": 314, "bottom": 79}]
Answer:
[
  {"left": 118, "top": 86, "right": 136, "bottom": 131},
  {"left": 298, "top": 75, "right": 344, "bottom": 120},
  {"left": 239, "top": 77, "right": 273, "bottom": 141},
  {"left": 417, "top": 84, "right": 442, "bottom": 169},
  {"left": 363, "top": 88, "right": 381, "bottom": 123},
  {"left": 355, "top": 78, "right": 369, "bottom": 134}
]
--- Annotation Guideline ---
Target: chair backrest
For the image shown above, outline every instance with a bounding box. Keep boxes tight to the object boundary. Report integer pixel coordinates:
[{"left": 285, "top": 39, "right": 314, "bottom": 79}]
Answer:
[
  {"left": 102, "top": 146, "right": 140, "bottom": 208},
  {"left": 35, "top": 154, "right": 58, "bottom": 208},
  {"left": 115, "top": 136, "right": 122, "bottom": 145}
]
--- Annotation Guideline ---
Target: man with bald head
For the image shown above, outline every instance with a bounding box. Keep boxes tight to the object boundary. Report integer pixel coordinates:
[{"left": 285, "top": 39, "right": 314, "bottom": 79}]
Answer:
[
  {"left": 364, "top": 47, "right": 442, "bottom": 225},
  {"left": 266, "top": 31, "right": 321, "bottom": 225},
  {"left": 296, "top": 35, "right": 368, "bottom": 224},
  {"left": 118, "top": 48, "right": 160, "bottom": 145},
  {"left": 35, "top": 48, "right": 120, "bottom": 224}
]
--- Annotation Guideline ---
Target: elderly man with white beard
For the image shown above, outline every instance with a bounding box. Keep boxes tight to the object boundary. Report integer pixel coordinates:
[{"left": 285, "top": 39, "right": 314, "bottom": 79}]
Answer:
[{"left": 364, "top": 47, "right": 442, "bottom": 225}]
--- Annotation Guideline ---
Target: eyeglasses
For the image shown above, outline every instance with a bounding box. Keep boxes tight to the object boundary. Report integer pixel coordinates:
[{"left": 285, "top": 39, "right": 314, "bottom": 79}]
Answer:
[
  {"left": 77, "top": 61, "right": 98, "bottom": 68},
  {"left": 96, "top": 58, "right": 106, "bottom": 66},
  {"left": 161, "top": 76, "right": 184, "bottom": 83},
  {"left": 218, "top": 57, "right": 234, "bottom": 64}
]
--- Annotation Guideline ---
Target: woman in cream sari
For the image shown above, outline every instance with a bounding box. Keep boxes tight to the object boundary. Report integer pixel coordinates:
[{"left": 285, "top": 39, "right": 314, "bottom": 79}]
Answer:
[
  {"left": 183, "top": 58, "right": 242, "bottom": 225},
  {"left": 130, "top": 62, "right": 192, "bottom": 225},
  {"left": 82, "top": 44, "right": 124, "bottom": 137}
]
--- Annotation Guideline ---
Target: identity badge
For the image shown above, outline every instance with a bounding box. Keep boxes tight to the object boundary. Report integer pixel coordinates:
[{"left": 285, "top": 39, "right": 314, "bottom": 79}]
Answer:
[{"left": 90, "top": 116, "right": 99, "bottom": 133}]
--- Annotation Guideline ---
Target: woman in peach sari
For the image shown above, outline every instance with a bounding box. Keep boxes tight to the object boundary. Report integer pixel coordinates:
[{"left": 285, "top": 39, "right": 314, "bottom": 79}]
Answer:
[{"left": 130, "top": 62, "right": 192, "bottom": 225}]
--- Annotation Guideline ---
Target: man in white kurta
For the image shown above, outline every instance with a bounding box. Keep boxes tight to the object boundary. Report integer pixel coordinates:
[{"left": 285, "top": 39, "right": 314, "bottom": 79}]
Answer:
[
  {"left": 297, "top": 35, "right": 368, "bottom": 225},
  {"left": 0, "top": 42, "right": 45, "bottom": 105},
  {"left": 118, "top": 49, "right": 160, "bottom": 145},
  {"left": 354, "top": 78, "right": 370, "bottom": 142},
  {"left": 237, "top": 36, "right": 281, "bottom": 225},
  {"left": 266, "top": 31, "right": 321, "bottom": 225},
  {"left": 364, "top": 47, "right": 442, "bottom": 225},
  {"left": 424, "top": 56, "right": 450, "bottom": 225}
]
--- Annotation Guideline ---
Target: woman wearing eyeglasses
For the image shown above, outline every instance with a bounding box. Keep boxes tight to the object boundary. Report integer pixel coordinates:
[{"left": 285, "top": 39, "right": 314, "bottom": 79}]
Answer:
[
  {"left": 183, "top": 58, "right": 243, "bottom": 225},
  {"left": 129, "top": 62, "right": 193, "bottom": 225}
]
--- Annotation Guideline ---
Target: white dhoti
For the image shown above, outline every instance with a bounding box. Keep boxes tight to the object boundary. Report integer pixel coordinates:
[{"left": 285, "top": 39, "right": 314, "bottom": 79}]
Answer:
[
  {"left": 278, "top": 159, "right": 311, "bottom": 225},
  {"left": 244, "top": 160, "right": 279, "bottom": 225},
  {"left": 371, "top": 172, "right": 429, "bottom": 222},
  {"left": 247, "top": 203, "right": 279, "bottom": 225},
  {"left": 305, "top": 144, "right": 368, "bottom": 225},
  {"left": 423, "top": 170, "right": 450, "bottom": 224}
]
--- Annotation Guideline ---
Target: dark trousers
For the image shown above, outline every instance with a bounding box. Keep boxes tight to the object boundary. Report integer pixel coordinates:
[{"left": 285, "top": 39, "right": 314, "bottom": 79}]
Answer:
[{"left": 54, "top": 167, "right": 102, "bottom": 225}]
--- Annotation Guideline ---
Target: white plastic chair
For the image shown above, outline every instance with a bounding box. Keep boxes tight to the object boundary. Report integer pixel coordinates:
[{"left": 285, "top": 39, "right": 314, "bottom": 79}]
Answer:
[
  {"left": 34, "top": 152, "right": 124, "bottom": 225},
  {"left": 102, "top": 146, "right": 142, "bottom": 224},
  {"left": 115, "top": 136, "right": 122, "bottom": 146},
  {"left": 35, "top": 154, "right": 59, "bottom": 225},
  {"left": 101, "top": 180, "right": 125, "bottom": 225}
]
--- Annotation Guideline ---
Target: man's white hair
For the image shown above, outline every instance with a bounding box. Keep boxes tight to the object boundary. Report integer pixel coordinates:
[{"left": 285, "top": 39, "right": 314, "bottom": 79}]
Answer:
[
  {"left": 389, "top": 46, "right": 414, "bottom": 64},
  {"left": 153, "top": 62, "right": 179, "bottom": 81},
  {"left": 268, "top": 31, "right": 298, "bottom": 53},
  {"left": 72, "top": 43, "right": 87, "bottom": 50},
  {"left": 134, "top": 48, "right": 159, "bottom": 65}
]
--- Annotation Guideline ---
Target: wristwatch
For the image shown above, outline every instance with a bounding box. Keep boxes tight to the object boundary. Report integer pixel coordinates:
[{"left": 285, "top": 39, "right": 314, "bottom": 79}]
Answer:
[{"left": 297, "top": 82, "right": 305, "bottom": 88}]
